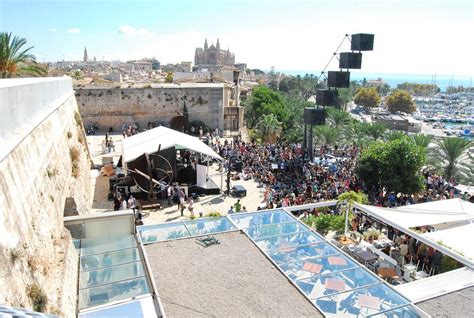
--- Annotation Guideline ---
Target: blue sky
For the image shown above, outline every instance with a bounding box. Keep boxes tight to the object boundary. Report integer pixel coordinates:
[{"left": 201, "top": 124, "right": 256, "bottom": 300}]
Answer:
[{"left": 1, "top": 0, "right": 473, "bottom": 75}]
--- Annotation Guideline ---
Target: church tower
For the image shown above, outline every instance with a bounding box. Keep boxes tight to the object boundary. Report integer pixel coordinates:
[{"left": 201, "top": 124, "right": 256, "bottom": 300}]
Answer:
[
  {"left": 216, "top": 38, "right": 220, "bottom": 50},
  {"left": 204, "top": 38, "right": 208, "bottom": 49},
  {"left": 83, "top": 47, "right": 88, "bottom": 62}
]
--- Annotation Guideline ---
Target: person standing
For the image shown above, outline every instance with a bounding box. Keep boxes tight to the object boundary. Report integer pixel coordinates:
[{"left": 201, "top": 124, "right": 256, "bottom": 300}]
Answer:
[
  {"left": 120, "top": 196, "right": 127, "bottom": 210},
  {"left": 167, "top": 186, "right": 173, "bottom": 206},
  {"left": 234, "top": 199, "right": 242, "bottom": 213},
  {"left": 128, "top": 195, "right": 138, "bottom": 214},
  {"left": 187, "top": 198, "right": 194, "bottom": 217},
  {"left": 227, "top": 206, "right": 234, "bottom": 214}
]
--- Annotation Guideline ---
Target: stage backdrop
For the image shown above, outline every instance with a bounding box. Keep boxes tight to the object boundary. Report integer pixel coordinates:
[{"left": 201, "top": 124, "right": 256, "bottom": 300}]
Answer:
[{"left": 196, "top": 164, "right": 207, "bottom": 188}]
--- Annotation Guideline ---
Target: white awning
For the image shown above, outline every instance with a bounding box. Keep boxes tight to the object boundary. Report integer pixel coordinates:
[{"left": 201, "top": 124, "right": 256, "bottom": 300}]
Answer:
[
  {"left": 121, "top": 126, "right": 223, "bottom": 163},
  {"left": 395, "top": 268, "right": 474, "bottom": 303},
  {"left": 423, "top": 223, "right": 474, "bottom": 260},
  {"left": 357, "top": 199, "right": 474, "bottom": 229}
]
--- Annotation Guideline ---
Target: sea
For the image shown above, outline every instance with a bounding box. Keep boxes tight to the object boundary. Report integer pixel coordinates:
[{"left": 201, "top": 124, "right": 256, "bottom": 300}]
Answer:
[{"left": 280, "top": 71, "right": 473, "bottom": 92}]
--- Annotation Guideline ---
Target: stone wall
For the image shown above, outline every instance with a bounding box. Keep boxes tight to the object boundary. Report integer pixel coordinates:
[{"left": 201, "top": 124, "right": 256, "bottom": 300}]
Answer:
[
  {"left": 75, "top": 83, "right": 225, "bottom": 132},
  {"left": 0, "top": 78, "right": 92, "bottom": 317}
]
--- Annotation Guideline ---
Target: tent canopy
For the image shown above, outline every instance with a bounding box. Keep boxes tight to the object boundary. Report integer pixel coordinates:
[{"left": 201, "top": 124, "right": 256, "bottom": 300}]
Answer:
[
  {"left": 122, "top": 126, "right": 223, "bottom": 163},
  {"left": 357, "top": 199, "right": 474, "bottom": 229},
  {"left": 423, "top": 223, "right": 474, "bottom": 260}
]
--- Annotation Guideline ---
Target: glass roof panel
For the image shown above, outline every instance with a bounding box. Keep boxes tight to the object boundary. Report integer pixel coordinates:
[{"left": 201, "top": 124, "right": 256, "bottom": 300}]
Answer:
[
  {"left": 369, "top": 304, "right": 422, "bottom": 318},
  {"left": 184, "top": 217, "right": 237, "bottom": 235},
  {"left": 268, "top": 242, "right": 339, "bottom": 265},
  {"left": 78, "top": 276, "right": 150, "bottom": 309},
  {"left": 137, "top": 222, "right": 190, "bottom": 244},
  {"left": 81, "top": 235, "right": 137, "bottom": 256},
  {"left": 253, "top": 231, "right": 323, "bottom": 251},
  {"left": 80, "top": 248, "right": 141, "bottom": 272},
  {"left": 315, "top": 283, "right": 410, "bottom": 317},
  {"left": 231, "top": 209, "right": 422, "bottom": 317},
  {"left": 295, "top": 267, "right": 380, "bottom": 299},
  {"left": 229, "top": 210, "right": 293, "bottom": 230},
  {"left": 279, "top": 255, "right": 359, "bottom": 280},
  {"left": 246, "top": 221, "right": 309, "bottom": 239},
  {"left": 79, "top": 261, "right": 146, "bottom": 289}
]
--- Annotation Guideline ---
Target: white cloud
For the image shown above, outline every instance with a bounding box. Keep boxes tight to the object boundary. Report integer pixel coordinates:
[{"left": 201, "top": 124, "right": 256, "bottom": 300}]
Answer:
[
  {"left": 49, "top": 28, "right": 57, "bottom": 32},
  {"left": 118, "top": 25, "right": 155, "bottom": 36},
  {"left": 65, "top": 28, "right": 80, "bottom": 34}
]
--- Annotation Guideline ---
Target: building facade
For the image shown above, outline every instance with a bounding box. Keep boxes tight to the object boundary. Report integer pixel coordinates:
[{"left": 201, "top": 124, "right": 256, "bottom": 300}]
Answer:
[{"left": 194, "top": 39, "right": 235, "bottom": 71}]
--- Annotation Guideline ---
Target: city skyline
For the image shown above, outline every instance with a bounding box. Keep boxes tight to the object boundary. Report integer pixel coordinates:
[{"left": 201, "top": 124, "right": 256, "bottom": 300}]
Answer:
[{"left": 1, "top": 0, "right": 473, "bottom": 75}]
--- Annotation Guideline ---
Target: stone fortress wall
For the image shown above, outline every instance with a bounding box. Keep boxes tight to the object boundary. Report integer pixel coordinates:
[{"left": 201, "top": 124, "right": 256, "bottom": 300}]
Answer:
[
  {"left": 75, "top": 83, "right": 226, "bottom": 132},
  {"left": 0, "top": 78, "right": 92, "bottom": 317}
]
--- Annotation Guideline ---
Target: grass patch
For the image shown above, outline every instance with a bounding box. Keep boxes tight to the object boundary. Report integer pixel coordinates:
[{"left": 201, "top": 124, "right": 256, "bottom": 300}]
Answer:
[
  {"left": 74, "top": 111, "right": 82, "bottom": 127},
  {"left": 9, "top": 248, "right": 22, "bottom": 264},
  {"left": 69, "top": 147, "right": 80, "bottom": 178},
  {"left": 27, "top": 283, "right": 48, "bottom": 312},
  {"left": 46, "top": 167, "right": 59, "bottom": 178}
]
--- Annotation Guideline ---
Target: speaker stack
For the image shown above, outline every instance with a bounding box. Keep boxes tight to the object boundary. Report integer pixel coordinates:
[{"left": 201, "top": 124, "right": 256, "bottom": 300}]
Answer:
[{"left": 303, "top": 33, "right": 374, "bottom": 161}]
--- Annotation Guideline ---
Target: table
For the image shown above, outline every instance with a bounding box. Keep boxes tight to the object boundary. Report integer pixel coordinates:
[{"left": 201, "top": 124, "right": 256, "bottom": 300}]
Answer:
[
  {"left": 377, "top": 267, "right": 397, "bottom": 278},
  {"left": 355, "top": 250, "right": 378, "bottom": 264}
]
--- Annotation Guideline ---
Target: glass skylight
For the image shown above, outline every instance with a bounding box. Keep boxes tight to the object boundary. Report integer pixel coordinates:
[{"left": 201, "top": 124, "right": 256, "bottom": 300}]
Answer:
[{"left": 229, "top": 209, "right": 424, "bottom": 318}]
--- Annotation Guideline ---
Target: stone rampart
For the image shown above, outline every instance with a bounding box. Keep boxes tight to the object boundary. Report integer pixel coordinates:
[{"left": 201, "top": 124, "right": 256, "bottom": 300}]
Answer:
[
  {"left": 0, "top": 78, "right": 92, "bottom": 317},
  {"left": 75, "top": 83, "right": 225, "bottom": 131}
]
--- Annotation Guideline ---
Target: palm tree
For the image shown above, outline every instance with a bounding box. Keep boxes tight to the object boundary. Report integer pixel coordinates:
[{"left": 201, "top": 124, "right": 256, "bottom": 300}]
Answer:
[
  {"left": 326, "top": 108, "right": 351, "bottom": 130},
  {"left": 255, "top": 114, "right": 283, "bottom": 144},
  {"left": 0, "top": 32, "right": 47, "bottom": 78},
  {"left": 314, "top": 125, "right": 340, "bottom": 146},
  {"left": 412, "top": 133, "right": 433, "bottom": 149},
  {"left": 430, "top": 137, "right": 473, "bottom": 182},
  {"left": 384, "top": 130, "right": 406, "bottom": 141},
  {"left": 365, "top": 122, "right": 387, "bottom": 140}
]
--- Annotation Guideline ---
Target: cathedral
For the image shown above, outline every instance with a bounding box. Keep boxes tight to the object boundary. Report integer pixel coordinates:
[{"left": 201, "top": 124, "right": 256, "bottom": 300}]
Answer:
[{"left": 194, "top": 39, "right": 235, "bottom": 70}]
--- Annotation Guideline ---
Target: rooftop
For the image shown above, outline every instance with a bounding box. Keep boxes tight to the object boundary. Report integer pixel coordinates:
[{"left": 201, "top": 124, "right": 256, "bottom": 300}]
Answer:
[{"left": 145, "top": 231, "right": 322, "bottom": 317}]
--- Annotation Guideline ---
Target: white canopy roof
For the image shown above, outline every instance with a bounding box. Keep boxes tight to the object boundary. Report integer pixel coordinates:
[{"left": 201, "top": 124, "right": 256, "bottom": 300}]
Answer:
[
  {"left": 357, "top": 199, "right": 474, "bottom": 229},
  {"left": 354, "top": 199, "right": 474, "bottom": 268},
  {"left": 121, "top": 126, "right": 223, "bottom": 163},
  {"left": 423, "top": 223, "right": 474, "bottom": 260}
]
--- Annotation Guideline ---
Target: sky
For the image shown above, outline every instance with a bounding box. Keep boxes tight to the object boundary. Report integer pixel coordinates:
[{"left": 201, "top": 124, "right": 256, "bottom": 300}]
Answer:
[{"left": 1, "top": 0, "right": 473, "bottom": 76}]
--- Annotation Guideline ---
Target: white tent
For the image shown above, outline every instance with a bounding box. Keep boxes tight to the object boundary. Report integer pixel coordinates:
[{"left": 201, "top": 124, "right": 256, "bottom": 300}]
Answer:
[
  {"left": 355, "top": 199, "right": 474, "bottom": 229},
  {"left": 353, "top": 200, "right": 474, "bottom": 268},
  {"left": 121, "top": 126, "right": 223, "bottom": 163},
  {"left": 423, "top": 223, "right": 474, "bottom": 260}
]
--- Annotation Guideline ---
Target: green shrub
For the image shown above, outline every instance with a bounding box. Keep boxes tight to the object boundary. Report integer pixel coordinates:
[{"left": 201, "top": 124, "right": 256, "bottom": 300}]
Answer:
[
  {"left": 9, "top": 248, "right": 22, "bottom": 264},
  {"left": 205, "top": 212, "right": 221, "bottom": 217},
  {"left": 27, "top": 283, "right": 48, "bottom": 312}
]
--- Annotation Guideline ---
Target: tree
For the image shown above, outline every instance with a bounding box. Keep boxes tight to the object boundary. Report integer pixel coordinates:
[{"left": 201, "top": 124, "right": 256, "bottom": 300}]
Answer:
[
  {"left": 314, "top": 125, "right": 340, "bottom": 146},
  {"left": 0, "top": 32, "right": 47, "bottom": 78},
  {"left": 71, "top": 70, "right": 83, "bottom": 80},
  {"left": 429, "top": 137, "right": 473, "bottom": 182},
  {"left": 356, "top": 136, "right": 426, "bottom": 195},
  {"left": 386, "top": 90, "right": 416, "bottom": 113},
  {"left": 255, "top": 113, "right": 283, "bottom": 144},
  {"left": 412, "top": 133, "right": 433, "bottom": 149},
  {"left": 384, "top": 130, "right": 406, "bottom": 141},
  {"left": 165, "top": 72, "right": 173, "bottom": 83},
  {"left": 353, "top": 87, "right": 381, "bottom": 109},
  {"left": 242, "top": 85, "right": 288, "bottom": 128},
  {"left": 364, "top": 122, "right": 387, "bottom": 140},
  {"left": 326, "top": 107, "right": 351, "bottom": 130}
]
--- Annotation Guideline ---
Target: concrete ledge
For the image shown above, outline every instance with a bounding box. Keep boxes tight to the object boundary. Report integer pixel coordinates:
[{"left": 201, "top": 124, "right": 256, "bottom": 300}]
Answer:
[{"left": 0, "top": 77, "right": 73, "bottom": 161}]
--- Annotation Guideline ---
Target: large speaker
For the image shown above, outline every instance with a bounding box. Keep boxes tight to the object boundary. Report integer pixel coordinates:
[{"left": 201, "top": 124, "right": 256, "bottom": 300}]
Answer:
[
  {"left": 351, "top": 33, "right": 374, "bottom": 51},
  {"left": 316, "top": 89, "right": 339, "bottom": 107},
  {"left": 304, "top": 107, "right": 326, "bottom": 125},
  {"left": 328, "top": 71, "right": 350, "bottom": 88},
  {"left": 339, "top": 52, "right": 362, "bottom": 69}
]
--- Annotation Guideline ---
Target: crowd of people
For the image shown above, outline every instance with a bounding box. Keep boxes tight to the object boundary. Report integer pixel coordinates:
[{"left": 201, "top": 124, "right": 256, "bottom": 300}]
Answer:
[{"left": 211, "top": 139, "right": 362, "bottom": 209}]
